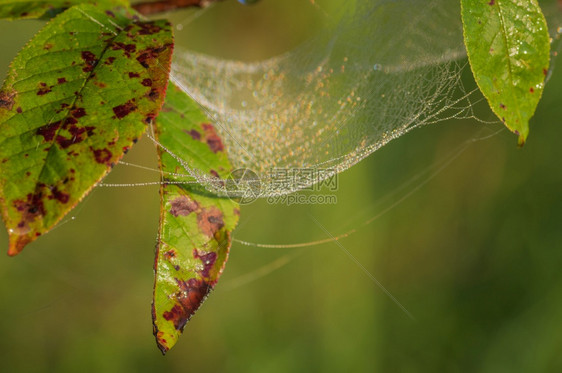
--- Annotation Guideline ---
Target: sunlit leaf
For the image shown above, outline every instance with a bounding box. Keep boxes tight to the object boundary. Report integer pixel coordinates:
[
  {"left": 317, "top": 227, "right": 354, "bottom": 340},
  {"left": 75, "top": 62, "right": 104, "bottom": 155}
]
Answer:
[
  {"left": 0, "top": 4, "right": 173, "bottom": 255},
  {"left": 152, "top": 83, "right": 239, "bottom": 354},
  {"left": 461, "top": 0, "right": 550, "bottom": 145},
  {"left": 0, "top": 0, "right": 129, "bottom": 20}
]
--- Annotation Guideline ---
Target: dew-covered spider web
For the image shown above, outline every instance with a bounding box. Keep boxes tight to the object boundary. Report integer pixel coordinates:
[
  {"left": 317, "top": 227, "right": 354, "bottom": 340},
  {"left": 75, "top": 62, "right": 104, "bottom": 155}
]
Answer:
[{"left": 145, "top": 0, "right": 562, "bottom": 198}]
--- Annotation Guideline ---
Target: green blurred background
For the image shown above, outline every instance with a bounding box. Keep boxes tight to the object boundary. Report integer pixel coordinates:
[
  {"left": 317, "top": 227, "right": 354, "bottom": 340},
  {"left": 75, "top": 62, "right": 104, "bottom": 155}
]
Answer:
[{"left": 1, "top": 1, "right": 562, "bottom": 372}]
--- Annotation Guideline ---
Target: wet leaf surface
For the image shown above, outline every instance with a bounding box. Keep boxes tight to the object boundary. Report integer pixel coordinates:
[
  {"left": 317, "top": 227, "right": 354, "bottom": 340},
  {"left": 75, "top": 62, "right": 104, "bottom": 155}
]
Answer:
[
  {"left": 0, "top": 4, "right": 173, "bottom": 255},
  {"left": 0, "top": 0, "right": 129, "bottom": 20},
  {"left": 152, "top": 83, "right": 239, "bottom": 354},
  {"left": 461, "top": 0, "right": 550, "bottom": 145}
]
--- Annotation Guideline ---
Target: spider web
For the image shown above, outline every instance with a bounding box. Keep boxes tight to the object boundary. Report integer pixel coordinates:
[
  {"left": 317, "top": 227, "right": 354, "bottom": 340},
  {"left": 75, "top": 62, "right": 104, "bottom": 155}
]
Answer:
[{"left": 162, "top": 0, "right": 562, "bottom": 198}]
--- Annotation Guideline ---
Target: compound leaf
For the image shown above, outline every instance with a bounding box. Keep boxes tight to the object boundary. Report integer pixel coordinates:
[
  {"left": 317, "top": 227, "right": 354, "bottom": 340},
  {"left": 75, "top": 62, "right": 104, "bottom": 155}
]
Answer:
[
  {"left": 152, "top": 83, "right": 239, "bottom": 354},
  {"left": 0, "top": 4, "right": 173, "bottom": 255},
  {"left": 461, "top": 0, "right": 550, "bottom": 145}
]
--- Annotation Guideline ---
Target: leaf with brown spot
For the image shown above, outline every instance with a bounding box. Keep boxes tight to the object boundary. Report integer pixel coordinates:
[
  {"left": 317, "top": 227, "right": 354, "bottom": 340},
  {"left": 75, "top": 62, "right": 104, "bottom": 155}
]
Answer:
[
  {"left": 461, "top": 0, "right": 550, "bottom": 145},
  {"left": 0, "top": 5, "right": 174, "bottom": 255},
  {"left": 152, "top": 83, "right": 240, "bottom": 354},
  {"left": 0, "top": 0, "right": 129, "bottom": 20}
]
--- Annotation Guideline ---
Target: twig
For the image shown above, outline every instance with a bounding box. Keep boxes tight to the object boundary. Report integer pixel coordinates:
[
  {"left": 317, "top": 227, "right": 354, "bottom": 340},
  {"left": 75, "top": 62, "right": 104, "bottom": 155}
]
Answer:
[{"left": 132, "top": 0, "right": 223, "bottom": 16}]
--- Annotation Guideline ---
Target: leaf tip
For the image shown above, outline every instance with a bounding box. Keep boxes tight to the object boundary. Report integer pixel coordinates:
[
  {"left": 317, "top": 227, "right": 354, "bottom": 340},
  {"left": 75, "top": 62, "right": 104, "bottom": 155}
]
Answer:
[
  {"left": 514, "top": 128, "right": 528, "bottom": 147},
  {"left": 156, "top": 340, "right": 169, "bottom": 356},
  {"left": 7, "top": 234, "right": 32, "bottom": 256},
  {"left": 153, "top": 328, "right": 173, "bottom": 355}
]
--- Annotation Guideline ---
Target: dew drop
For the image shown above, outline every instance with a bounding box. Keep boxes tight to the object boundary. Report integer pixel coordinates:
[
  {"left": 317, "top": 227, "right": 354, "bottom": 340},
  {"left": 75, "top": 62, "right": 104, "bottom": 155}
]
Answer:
[{"left": 373, "top": 64, "right": 382, "bottom": 71}]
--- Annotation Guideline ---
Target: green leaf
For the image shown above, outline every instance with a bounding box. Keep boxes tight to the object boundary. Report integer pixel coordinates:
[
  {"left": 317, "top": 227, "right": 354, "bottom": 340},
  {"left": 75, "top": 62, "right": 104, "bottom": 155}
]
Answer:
[
  {"left": 461, "top": 0, "right": 550, "bottom": 145},
  {"left": 152, "top": 83, "right": 239, "bottom": 354},
  {"left": 0, "top": 0, "right": 129, "bottom": 20},
  {"left": 0, "top": 4, "right": 173, "bottom": 255}
]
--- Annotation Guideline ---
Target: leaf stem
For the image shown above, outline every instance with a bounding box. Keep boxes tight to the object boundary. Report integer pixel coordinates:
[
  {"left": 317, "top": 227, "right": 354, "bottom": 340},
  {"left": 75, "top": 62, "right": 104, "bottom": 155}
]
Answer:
[{"left": 132, "top": 0, "right": 223, "bottom": 15}]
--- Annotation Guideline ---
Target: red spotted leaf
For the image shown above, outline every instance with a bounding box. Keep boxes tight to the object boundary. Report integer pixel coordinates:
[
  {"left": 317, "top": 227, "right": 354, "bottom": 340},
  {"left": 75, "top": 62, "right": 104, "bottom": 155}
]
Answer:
[
  {"left": 152, "top": 83, "right": 239, "bottom": 354},
  {"left": 0, "top": 4, "right": 174, "bottom": 255},
  {"left": 461, "top": 0, "right": 550, "bottom": 145},
  {"left": 0, "top": 0, "right": 129, "bottom": 20}
]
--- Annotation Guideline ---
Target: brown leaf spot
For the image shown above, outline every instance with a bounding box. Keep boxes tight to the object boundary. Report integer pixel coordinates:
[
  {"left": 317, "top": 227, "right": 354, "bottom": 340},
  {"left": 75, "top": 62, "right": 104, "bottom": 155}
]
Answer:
[
  {"left": 137, "top": 22, "right": 164, "bottom": 36},
  {"left": 0, "top": 90, "right": 15, "bottom": 110},
  {"left": 144, "top": 114, "right": 155, "bottom": 125},
  {"left": 48, "top": 109, "right": 95, "bottom": 148},
  {"left": 104, "top": 57, "right": 116, "bottom": 65},
  {"left": 56, "top": 135, "right": 76, "bottom": 149},
  {"left": 146, "top": 88, "right": 159, "bottom": 101},
  {"left": 37, "top": 82, "right": 53, "bottom": 96},
  {"left": 162, "top": 278, "right": 211, "bottom": 331},
  {"left": 50, "top": 187, "right": 70, "bottom": 204},
  {"left": 136, "top": 45, "right": 170, "bottom": 68},
  {"left": 202, "top": 123, "right": 225, "bottom": 153},
  {"left": 185, "top": 129, "right": 201, "bottom": 140},
  {"left": 112, "top": 100, "right": 137, "bottom": 119},
  {"left": 141, "top": 78, "right": 153, "bottom": 87},
  {"left": 71, "top": 107, "right": 86, "bottom": 118},
  {"left": 197, "top": 206, "right": 225, "bottom": 237},
  {"left": 112, "top": 42, "right": 136, "bottom": 58},
  {"left": 193, "top": 249, "right": 217, "bottom": 278},
  {"left": 81, "top": 51, "right": 97, "bottom": 72},
  {"left": 57, "top": 77, "right": 67, "bottom": 84},
  {"left": 64, "top": 117, "right": 78, "bottom": 126},
  {"left": 36, "top": 121, "right": 62, "bottom": 142},
  {"left": 92, "top": 148, "right": 113, "bottom": 165},
  {"left": 128, "top": 72, "right": 140, "bottom": 78},
  {"left": 13, "top": 187, "right": 47, "bottom": 232},
  {"left": 170, "top": 196, "right": 199, "bottom": 217}
]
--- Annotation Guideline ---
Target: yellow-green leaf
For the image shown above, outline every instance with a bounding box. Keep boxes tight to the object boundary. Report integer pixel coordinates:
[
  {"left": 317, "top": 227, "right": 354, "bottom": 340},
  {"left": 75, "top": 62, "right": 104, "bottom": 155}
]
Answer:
[
  {"left": 0, "top": 0, "right": 129, "bottom": 20},
  {"left": 461, "top": 0, "right": 550, "bottom": 145},
  {"left": 152, "top": 83, "right": 239, "bottom": 354},
  {"left": 0, "top": 4, "right": 173, "bottom": 255}
]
